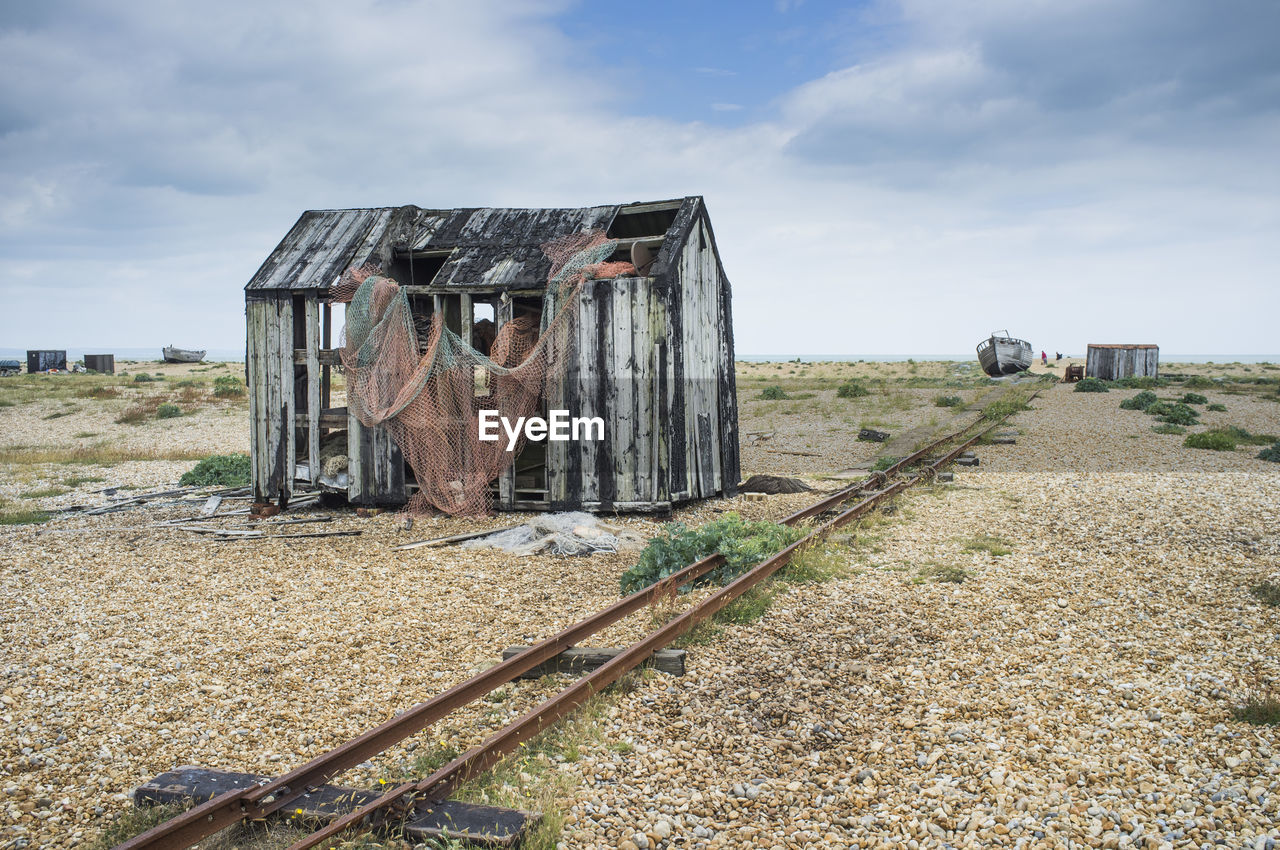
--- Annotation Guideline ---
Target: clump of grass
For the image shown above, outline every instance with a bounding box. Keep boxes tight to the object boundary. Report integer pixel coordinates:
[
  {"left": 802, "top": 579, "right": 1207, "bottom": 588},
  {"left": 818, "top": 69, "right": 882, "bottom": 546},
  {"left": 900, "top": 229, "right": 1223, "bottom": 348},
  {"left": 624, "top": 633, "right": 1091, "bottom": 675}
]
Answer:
[
  {"left": 758, "top": 385, "right": 790, "bottom": 400},
  {"left": 85, "top": 803, "right": 187, "bottom": 850},
  {"left": 1207, "top": 403, "right": 1227, "bottom": 412},
  {"left": 41, "top": 407, "right": 79, "bottom": 420},
  {"left": 962, "top": 534, "right": 1012, "bottom": 556},
  {"left": 174, "top": 379, "right": 201, "bottom": 388},
  {"left": 1184, "top": 430, "right": 1237, "bottom": 451},
  {"left": 836, "top": 380, "right": 870, "bottom": 399},
  {"left": 179, "top": 453, "right": 252, "bottom": 487},
  {"left": 20, "top": 487, "right": 69, "bottom": 499},
  {"left": 133, "top": 373, "right": 160, "bottom": 383},
  {"left": 1250, "top": 581, "right": 1280, "bottom": 606},
  {"left": 156, "top": 403, "right": 182, "bottom": 419},
  {"left": 934, "top": 395, "right": 963, "bottom": 407},
  {"left": 917, "top": 563, "right": 969, "bottom": 584},
  {"left": 1119, "top": 390, "right": 1158, "bottom": 411},
  {"left": 0, "top": 509, "right": 50, "bottom": 526},
  {"left": 1222, "top": 426, "right": 1279, "bottom": 446},
  {"left": 1152, "top": 423, "right": 1187, "bottom": 435},
  {"left": 85, "top": 386, "right": 122, "bottom": 399},
  {"left": 1233, "top": 691, "right": 1280, "bottom": 726},
  {"left": 1112, "top": 376, "right": 1169, "bottom": 389},
  {"left": 1182, "top": 375, "right": 1216, "bottom": 389},
  {"left": 213, "top": 375, "right": 244, "bottom": 397},
  {"left": 872, "top": 455, "right": 901, "bottom": 472},
  {"left": 780, "top": 542, "right": 848, "bottom": 584},
  {"left": 115, "top": 401, "right": 158, "bottom": 424},
  {"left": 982, "top": 397, "right": 1030, "bottom": 420},
  {"left": 1073, "top": 377, "right": 1110, "bottom": 393},
  {"left": 62, "top": 475, "right": 105, "bottom": 487},
  {"left": 1257, "top": 442, "right": 1280, "bottom": 463},
  {"left": 1181, "top": 392, "right": 1209, "bottom": 405},
  {"left": 715, "top": 586, "right": 776, "bottom": 624}
]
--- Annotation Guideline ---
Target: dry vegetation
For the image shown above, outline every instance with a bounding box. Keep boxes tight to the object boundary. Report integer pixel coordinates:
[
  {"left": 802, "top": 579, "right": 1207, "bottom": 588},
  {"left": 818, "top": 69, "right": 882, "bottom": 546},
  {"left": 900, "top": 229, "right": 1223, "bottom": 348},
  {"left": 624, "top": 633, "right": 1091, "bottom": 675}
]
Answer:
[{"left": 1, "top": 359, "right": 1279, "bottom": 850}]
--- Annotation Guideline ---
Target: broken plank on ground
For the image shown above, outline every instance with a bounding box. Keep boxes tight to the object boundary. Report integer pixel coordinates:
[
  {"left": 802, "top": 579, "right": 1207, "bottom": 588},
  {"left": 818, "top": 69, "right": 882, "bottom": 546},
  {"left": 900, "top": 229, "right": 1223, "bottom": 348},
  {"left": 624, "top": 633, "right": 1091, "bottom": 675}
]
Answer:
[{"left": 500, "top": 646, "right": 686, "bottom": 679}]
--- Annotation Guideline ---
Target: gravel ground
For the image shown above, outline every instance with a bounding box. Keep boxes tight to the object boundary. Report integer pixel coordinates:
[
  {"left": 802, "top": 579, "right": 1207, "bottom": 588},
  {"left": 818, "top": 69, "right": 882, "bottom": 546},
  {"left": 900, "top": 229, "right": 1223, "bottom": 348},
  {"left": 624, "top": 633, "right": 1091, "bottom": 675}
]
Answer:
[{"left": 1, "top": 374, "right": 1278, "bottom": 849}]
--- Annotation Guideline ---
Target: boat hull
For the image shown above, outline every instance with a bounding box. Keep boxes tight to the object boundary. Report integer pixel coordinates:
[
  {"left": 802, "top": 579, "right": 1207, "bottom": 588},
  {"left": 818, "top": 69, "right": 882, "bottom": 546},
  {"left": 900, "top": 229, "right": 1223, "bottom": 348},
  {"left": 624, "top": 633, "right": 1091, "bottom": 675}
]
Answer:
[
  {"left": 163, "top": 346, "right": 206, "bottom": 364},
  {"left": 977, "top": 336, "right": 1033, "bottom": 377}
]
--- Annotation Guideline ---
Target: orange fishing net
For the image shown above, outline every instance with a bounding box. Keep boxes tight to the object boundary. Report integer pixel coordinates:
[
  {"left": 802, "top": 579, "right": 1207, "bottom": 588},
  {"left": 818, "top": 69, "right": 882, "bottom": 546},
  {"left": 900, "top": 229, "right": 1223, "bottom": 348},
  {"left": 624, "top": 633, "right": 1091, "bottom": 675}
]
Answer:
[{"left": 333, "top": 231, "right": 635, "bottom": 516}]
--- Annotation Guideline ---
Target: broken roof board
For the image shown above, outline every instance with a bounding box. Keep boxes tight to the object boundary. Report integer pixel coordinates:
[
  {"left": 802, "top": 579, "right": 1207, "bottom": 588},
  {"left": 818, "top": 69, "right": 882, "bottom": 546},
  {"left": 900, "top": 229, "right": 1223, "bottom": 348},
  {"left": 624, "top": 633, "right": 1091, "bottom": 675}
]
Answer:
[{"left": 245, "top": 199, "right": 693, "bottom": 292}]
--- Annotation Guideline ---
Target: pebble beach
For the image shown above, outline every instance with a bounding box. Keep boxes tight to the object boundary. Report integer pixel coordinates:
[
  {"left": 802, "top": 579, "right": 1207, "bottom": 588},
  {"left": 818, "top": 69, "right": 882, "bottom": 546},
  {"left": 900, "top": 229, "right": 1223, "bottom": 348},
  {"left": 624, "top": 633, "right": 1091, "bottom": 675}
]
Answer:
[{"left": 1, "top": 364, "right": 1278, "bottom": 849}]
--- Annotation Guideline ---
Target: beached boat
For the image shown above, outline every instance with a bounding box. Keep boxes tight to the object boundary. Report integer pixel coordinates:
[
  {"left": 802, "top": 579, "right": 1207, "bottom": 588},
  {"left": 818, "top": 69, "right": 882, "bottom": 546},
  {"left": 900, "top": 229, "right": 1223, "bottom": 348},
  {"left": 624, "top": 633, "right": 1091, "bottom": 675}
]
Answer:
[
  {"left": 163, "top": 346, "right": 206, "bottom": 364},
  {"left": 977, "top": 332, "right": 1033, "bottom": 377}
]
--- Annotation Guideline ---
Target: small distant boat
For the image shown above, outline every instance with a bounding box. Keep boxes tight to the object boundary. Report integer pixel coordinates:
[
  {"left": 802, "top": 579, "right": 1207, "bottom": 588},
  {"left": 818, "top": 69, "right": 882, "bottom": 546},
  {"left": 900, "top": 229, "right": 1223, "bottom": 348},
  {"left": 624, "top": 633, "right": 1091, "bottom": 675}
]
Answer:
[
  {"left": 977, "top": 331, "right": 1033, "bottom": 377},
  {"left": 163, "top": 345, "right": 206, "bottom": 364}
]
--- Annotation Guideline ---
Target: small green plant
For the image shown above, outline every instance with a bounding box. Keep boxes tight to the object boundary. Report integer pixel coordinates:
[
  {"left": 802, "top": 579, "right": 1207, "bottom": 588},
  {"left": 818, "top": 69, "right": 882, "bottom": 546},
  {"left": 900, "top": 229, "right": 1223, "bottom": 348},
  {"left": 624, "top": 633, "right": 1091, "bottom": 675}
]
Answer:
[
  {"left": 1073, "top": 377, "right": 1110, "bottom": 393},
  {"left": 619, "top": 513, "right": 807, "bottom": 593},
  {"left": 1119, "top": 390, "right": 1158, "bottom": 411},
  {"left": 836, "top": 380, "right": 870, "bottom": 399},
  {"left": 982, "top": 397, "right": 1030, "bottom": 420},
  {"left": 1148, "top": 401, "right": 1199, "bottom": 426},
  {"left": 115, "top": 403, "right": 154, "bottom": 425},
  {"left": 934, "top": 395, "right": 963, "bottom": 408},
  {"left": 918, "top": 563, "right": 969, "bottom": 583},
  {"left": 1250, "top": 581, "right": 1280, "bottom": 606},
  {"left": 63, "top": 475, "right": 105, "bottom": 487},
  {"left": 715, "top": 586, "right": 776, "bottom": 624},
  {"left": 758, "top": 385, "right": 790, "bottom": 400},
  {"left": 156, "top": 403, "right": 182, "bottom": 419},
  {"left": 962, "top": 534, "right": 1012, "bottom": 557},
  {"left": 1258, "top": 442, "right": 1280, "bottom": 463},
  {"left": 20, "top": 486, "right": 69, "bottom": 499},
  {"left": 1182, "top": 375, "right": 1216, "bottom": 389},
  {"left": 1112, "top": 376, "right": 1168, "bottom": 389},
  {"left": 86, "top": 386, "right": 121, "bottom": 399},
  {"left": 179, "top": 453, "right": 252, "bottom": 487},
  {"left": 213, "top": 375, "right": 245, "bottom": 397},
  {"left": 1207, "top": 403, "right": 1227, "bottom": 412},
  {"left": 781, "top": 542, "right": 848, "bottom": 584},
  {"left": 872, "top": 455, "right": 901, "bottom": 472},
  {"left": 1222, "top": 426, "right": 1279, "bottom": 446},
  {"left": 133, "top": 373, "right": 159, "bottom": 383},
  {"left": 1184, "top": 430, "right": 1237, "bottom": 451},
  {"left": 1233, "top": 692, "right": 1280, "bottom": 726},
  {"left": 1180, "top": 392, "right": 1209, "bottom": 405},
  {"left": 0, "top": 509, "right": 49, "bottom": 526},
  {"left": 1151, "top": 423, "right": 1186, "bottom": 435}
]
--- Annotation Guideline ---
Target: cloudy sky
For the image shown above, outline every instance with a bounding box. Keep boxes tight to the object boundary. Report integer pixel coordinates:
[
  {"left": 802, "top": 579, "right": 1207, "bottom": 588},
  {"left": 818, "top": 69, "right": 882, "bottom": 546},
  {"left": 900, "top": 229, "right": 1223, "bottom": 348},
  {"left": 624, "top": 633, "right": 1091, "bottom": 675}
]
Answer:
[{"left": 2, "top": 0, "right": 1277, "bottom": 356}]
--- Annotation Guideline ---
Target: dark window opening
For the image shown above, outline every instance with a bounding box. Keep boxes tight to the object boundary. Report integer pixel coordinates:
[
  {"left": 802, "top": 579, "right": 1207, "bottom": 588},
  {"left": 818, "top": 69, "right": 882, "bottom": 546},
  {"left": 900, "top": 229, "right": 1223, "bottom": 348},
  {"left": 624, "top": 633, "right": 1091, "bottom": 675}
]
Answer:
[
  {"left": 389, "top": 250, "right": 451, "bottom": 287},
  {"left": 606, "top": 203, "right": 680, "bottom": 239}
]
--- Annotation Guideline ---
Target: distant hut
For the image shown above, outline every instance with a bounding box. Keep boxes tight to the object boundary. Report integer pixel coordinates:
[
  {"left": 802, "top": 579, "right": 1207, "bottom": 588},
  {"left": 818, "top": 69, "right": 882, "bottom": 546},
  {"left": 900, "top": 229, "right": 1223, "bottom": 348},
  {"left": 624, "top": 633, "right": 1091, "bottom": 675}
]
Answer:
[
  {"left": 243, "top": 197, "right": 740, "bottom": 514},
  {"left": 83, "top": 354, "right": 115, "bottom": 374},
  {"left": 1085, "top": 344, "right": 1159, "bottom": 381},
  {"left": 26, "top": 350, "right": 66, "bottom": 373}
]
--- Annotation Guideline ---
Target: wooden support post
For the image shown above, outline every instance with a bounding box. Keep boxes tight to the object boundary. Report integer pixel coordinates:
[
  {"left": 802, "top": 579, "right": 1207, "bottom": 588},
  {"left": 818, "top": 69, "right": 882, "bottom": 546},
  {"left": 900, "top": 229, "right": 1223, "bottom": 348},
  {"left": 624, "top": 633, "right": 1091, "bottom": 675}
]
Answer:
[
  {"left": 499, "top": 646, "right": 686, "bottom": 680},
  {"left": 134, "top": 767, "right": 536, "bottom": 847},
  {"left": 460, "top": 292, "right": 473, "bottom": 348},
  {"left": 321, "top": 302, "right": 332, "bottom": 410},
  {"left": 305, "top": 296, "right": 321, "bottom": 486}
]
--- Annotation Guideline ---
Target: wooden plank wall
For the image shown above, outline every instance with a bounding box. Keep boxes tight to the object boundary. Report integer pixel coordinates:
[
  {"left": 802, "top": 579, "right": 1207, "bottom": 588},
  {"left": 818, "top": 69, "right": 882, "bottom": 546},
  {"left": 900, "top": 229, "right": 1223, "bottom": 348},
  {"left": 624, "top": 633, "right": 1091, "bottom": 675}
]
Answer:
[
  {"left": 344, "top": 302, "right": 408, "bottom": 507},
  {"left": 676, "top": 219, "right": 724, "bottom": 500},
  {"left": 247, "top": 294, "right": 295, "bottom": 504},
  {"left": 1086, "top": 346, "right": 1160, "bottom": 380}
]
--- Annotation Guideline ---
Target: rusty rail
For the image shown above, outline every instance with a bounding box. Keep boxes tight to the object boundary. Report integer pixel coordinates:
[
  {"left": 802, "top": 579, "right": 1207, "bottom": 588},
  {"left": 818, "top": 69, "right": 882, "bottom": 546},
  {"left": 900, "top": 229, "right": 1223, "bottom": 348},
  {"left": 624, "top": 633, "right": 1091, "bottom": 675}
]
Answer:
[{"left": 114, "top": 394, "right": 1031, "bottom": 850}]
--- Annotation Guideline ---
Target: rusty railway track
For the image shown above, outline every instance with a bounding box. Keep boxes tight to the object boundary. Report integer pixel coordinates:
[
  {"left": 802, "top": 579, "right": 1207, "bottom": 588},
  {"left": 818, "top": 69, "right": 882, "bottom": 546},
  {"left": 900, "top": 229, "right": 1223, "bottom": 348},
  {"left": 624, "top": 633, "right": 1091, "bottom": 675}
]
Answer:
[{"left": 115, "top": 393, "right": 1034, "bottom": 850}]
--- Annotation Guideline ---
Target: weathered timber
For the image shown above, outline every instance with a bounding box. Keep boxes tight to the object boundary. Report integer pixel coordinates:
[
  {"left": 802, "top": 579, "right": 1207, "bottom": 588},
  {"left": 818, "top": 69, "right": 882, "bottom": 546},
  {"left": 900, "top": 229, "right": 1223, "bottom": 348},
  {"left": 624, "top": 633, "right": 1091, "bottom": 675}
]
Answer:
[
  {"left": 134, "top": 767, "right": 535, "bottom": 847},
  {"left": 83, "top": 354, "right": 115, "bottom": 374},
  {"left": 955, "top": 456, "right": 980, "bottom": 466},
  {"left": 1085, "top": 344, "right": 1159, "bottom": 381},
  {"left": 393, "top": 525, "right": 523, "bottom": 551},
  {"left": 499, "top": 646, "right": 686, "bottom": 679},
  {"left": 199, "top": 496, "right": 222, "bottom": 518}
]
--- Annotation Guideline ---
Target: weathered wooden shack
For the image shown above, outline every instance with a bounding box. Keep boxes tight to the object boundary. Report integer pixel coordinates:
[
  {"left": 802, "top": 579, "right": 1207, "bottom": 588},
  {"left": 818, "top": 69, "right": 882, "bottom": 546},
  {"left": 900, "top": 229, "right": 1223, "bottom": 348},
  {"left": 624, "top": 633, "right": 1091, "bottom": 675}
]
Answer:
[
  {"left": 26, "top": 350, "right": 66, "bottom": 372},
  {"left": 83, "top": 354, "right": 115, "bottom": 374},
  {"left": 1086, "top": 344, "right": 1159, "bottom": 380},
  {"left": 244, "top": 197, "right": 740, "bottom": 513}
]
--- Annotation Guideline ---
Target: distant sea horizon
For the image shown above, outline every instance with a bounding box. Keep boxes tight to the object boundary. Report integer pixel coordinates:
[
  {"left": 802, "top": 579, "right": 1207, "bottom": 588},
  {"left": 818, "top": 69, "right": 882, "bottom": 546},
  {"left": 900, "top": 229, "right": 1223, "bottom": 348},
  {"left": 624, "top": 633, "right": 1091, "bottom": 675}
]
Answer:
[{"left": 1, "top": 348, "right": 1276, "bottom": 365}]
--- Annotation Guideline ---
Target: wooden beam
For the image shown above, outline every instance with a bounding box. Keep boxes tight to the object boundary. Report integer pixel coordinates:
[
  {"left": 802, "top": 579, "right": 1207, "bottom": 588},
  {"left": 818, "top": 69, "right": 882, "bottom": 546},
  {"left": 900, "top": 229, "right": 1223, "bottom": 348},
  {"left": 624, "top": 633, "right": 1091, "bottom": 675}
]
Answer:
[
  {"left": 292, "top": 349, "right": 343, "bottom": 366},
  {"left": 134, "top": 767, "right": 536, "bottom": 847},
  {"left": 305, "top": 296, "right": 321, "bottom": 487},
  {"left": 500, "top": 646, "right": 686, "bottom": 679}
]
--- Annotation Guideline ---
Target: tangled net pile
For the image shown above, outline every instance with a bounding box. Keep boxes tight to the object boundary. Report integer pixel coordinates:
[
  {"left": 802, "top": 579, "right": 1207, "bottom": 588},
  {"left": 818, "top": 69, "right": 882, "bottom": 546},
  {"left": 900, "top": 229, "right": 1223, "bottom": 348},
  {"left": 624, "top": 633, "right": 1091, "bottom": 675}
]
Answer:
[{"left": 334, "top": 231, "right": 635, "bottom": 516}]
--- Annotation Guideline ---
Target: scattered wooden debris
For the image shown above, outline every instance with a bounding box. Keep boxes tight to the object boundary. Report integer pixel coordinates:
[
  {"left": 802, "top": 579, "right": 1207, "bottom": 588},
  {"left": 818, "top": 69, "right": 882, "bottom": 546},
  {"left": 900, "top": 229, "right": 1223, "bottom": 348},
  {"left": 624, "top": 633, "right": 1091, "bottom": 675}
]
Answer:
[
  {"left": 763, "top": 448, "right": 821, "bottom": 457},
  {"left": 858, "top": 428, "right": 890, "bottom": 442},
  {"left": 394, "top": 525, "right": 523, "bottom": 551},
  {"left": 199, "top": 496, "right": 223, "bottom": 518}
]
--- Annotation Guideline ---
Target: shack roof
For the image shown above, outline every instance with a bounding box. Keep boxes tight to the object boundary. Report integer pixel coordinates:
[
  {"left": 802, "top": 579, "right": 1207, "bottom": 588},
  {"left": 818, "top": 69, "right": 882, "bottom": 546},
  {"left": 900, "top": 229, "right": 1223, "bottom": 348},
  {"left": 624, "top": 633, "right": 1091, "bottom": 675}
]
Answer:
[
  {"left": 245, "top": 198, "right": 700, "bottom": 292},
  {"left": 1087, "top": 344, "right": 1160, "bottom": 350}
]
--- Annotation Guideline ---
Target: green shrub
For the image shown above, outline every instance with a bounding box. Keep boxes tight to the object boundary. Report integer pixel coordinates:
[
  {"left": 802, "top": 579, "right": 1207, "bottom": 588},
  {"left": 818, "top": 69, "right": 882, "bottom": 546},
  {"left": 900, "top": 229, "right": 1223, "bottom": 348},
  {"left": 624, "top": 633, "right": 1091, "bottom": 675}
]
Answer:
[
  {"left": 1207, "top": 403, "right": 1227, "bottom": 412},
  {"left": 872, "top": 455, "right": 901, "bottom": 472},
  {"left": 1182, "top": 375, "right": 1216, "bottom": 389},
  {"left": 758, "top": 385, "right": 789, "bottom": 400},
  {"left": 1180, "top": 392, "right": 1209, "bottom": 405},
  {"left": 619, "top": 513, "right": 807, "bottom": 594},
  {"left": 213, "top": 375, "right": 244, "bottom": 397},
  {"left": 1112, "top": 376, "right": 1168, "bottom": 389},
  {"left": 133, "top": 373, "right": 157, "bottom": 383},
  {"left": 982, "top": 397, "right": 1030, "bottom": 420},
  {"left": 1233, "top": 693, "right": 1280, "bottom": 726},
  {"left": 836, "top": 380, "right": 870, "bottom": 399},
  {"left": 179, "top": 454, "right": 251, "bottom": 488},
  {"left": 934, "top": 395, "right": 963, "bottom": 408},
  {"left": 1251, "top": 581, "right": 1280, "bottom": 606},
  {"left": 1257, "top": 442, "right": 1280, "bottom": 463},
  {"left": 1151, "top": 423, "right": 1186, "bottom": 435},
  {"left": 1074, "top": 377, "right": 1110, "bottom": 393},
  {"left": 156, "top": 403, "right": 182, "bottom": 419},
  {"left": 1119, "top": 390, "right": 1158, "bottom": 411},
  {"left": 1222, "top": 426, "right": 1279, "bottom": 446},
  {"left": 1184, "top": 430, "right": 1237, "bottom": 451},
  {"left": 1148, "top": 402, "right": 1199, "bottom": 426}
]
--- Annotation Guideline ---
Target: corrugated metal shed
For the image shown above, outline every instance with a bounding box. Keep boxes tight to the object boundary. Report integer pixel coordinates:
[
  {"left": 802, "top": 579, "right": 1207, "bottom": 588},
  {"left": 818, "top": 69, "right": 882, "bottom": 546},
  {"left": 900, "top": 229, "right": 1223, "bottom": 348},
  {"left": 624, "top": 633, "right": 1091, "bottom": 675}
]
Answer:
[{"left": 245, "top": 200, "right": 686, "bottom": 293}]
